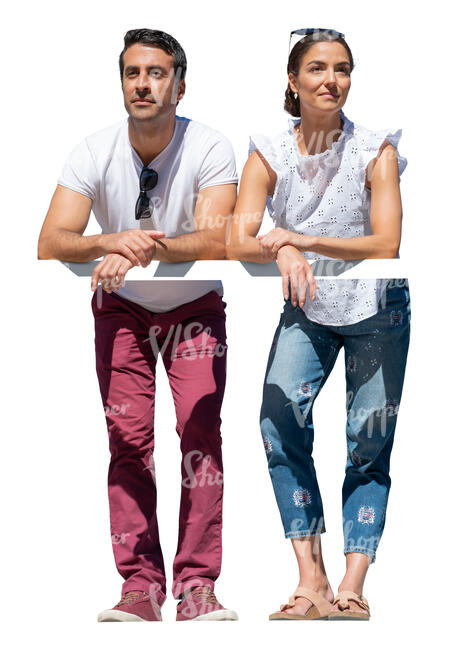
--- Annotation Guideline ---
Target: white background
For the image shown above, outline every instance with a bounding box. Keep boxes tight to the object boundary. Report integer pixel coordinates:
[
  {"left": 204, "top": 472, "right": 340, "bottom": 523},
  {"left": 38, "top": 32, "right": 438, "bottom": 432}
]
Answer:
[{"left": 2, "top": 0, "right": 469, "bottom": 647}]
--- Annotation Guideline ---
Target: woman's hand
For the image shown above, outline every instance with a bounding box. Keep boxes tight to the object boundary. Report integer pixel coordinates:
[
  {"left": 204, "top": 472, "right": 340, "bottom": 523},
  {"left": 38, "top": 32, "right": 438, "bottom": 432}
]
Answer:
[
  {"left": 276, "top": 245, "right": 318, "bottom": 308},
  {"left": 258, "top": 227, "right": 310, "bottom": 255},
  {"left": 91, "top": 253, "right": 134, "bottom": 293}
]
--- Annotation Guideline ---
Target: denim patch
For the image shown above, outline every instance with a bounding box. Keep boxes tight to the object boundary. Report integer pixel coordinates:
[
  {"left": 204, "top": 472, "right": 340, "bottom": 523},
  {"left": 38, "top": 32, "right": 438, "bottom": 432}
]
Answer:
[
  {"left": 357, "top": 506, "right": 375, "bottom": 525},
  {"left": 297, "top": 381, "right": 314, "bottom": 398},
  {"left": 351, "top": 450, "right": 363, "bottom": 466},
  {"left": 384, "top": 398, "right": 400, "bottom": 416},
  {"left": 346, "top": 355, "right": 357, "bottom": 372},
  {"left": 390, "top": 310, "right": 403, "bottom": 326},
  {"left": 263, "top": 435, "right": 273, "bottom": 454},
  {"left": 293, "top": 489, "right": 312, "bottom": 507}
]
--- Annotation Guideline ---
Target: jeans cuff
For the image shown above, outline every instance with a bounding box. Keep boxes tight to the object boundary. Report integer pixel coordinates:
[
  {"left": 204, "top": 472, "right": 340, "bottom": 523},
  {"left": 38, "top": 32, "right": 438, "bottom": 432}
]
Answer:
[
  {"left": 285, "top": 527, "right": 326, "bottom": 539},
  {"left": 344, "top": 546, "right": 376, "bottom": 564}
]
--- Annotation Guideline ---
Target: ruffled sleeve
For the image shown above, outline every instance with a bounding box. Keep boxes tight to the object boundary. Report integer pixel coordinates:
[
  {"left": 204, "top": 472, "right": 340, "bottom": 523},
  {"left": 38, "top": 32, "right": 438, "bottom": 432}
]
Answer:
[
  {"left": 248, "top": 134, "right": 287, "bottom": 225},
  {"left": 357, "top": 127, "right": 408, "bottom": 186}
]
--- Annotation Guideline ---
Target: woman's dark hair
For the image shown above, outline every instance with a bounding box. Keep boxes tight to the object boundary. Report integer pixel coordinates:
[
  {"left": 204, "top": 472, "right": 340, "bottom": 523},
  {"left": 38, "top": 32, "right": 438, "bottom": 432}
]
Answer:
[
  {"left": 284, "top": 32, "right": 354, "bottom": 117},
  {"left": 119, "top": 28, "right": 187, "bottom": 82}
]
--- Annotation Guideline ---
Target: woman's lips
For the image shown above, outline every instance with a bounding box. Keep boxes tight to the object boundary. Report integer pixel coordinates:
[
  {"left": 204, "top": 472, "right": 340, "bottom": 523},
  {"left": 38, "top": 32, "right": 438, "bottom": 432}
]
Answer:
[{"left": 319, "top": 93, "right": 338, "bottom": 99}]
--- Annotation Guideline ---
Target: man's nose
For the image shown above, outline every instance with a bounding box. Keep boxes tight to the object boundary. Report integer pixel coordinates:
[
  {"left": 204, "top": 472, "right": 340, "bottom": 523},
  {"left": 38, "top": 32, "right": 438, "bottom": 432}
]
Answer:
[{"left": 135, "top": 74, "right": 150, "bottom": 92}]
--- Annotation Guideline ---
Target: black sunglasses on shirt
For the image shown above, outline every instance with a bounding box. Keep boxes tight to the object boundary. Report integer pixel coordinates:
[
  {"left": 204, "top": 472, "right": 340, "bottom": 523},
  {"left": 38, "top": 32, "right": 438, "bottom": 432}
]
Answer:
[{"left": 135, "top": 166, "right": 158, "bottom": 220}]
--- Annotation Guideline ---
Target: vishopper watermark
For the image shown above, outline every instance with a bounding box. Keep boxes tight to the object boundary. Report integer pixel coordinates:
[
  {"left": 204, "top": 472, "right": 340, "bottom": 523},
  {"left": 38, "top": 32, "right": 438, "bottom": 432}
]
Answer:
[
  {"left": 144, "top": 450, "right": 223, "bottom": 488},
  {"left": 104, "top": 402, "right": 131, "bottom": 417},
  {"left": 286, "top": 516, "right": 325, "bottom": 539},
  {"left": 174, "top": 578, "right": 219, "bottom": 618},
  {"left": 139, "top": 65, "right": 184, "bottom": 108},
  {"left": 288, "top": 387, "right": 400, "bottom": 438},
  {"left": 148, "top": 582, "right": 164, "bottom": 618},
  {"left": 143, "top": 455, "right": 156, "bottom": 487},
  {"left": 346, "top": 390, "right": 400, "bottom": 439},
  {"left": 137, "top": 192, "right": 231, "bottom": 231},
  {"left": 292, "top": 125, "right": 400, "bottom": 181},
  {"left": 111, "top": 532, "right": 131, "bottom": 545},
  {"left": 378, "top": 277, "right": 409, "bottom": 309},
  {"left": 144, "top": 321, "right": 227, "bottom": 361},
  {"left": 286, "top": 515, "right": 380, "bottom": 559},
  {"left": 182, "top": 450, "right": 223, "bottom": 488}
]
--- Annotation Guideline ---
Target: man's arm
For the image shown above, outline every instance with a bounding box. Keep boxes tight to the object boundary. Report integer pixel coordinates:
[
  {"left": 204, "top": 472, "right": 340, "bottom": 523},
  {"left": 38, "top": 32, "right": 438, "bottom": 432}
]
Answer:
[
  {"left": 37, "top": 185, "right": 104, "bottom": 261},
  {"left": 38, "top": 185, "right": 165, "bottom": 265},
  {"left": 151, "top": 183, "right": 237, "bottom": 262}
]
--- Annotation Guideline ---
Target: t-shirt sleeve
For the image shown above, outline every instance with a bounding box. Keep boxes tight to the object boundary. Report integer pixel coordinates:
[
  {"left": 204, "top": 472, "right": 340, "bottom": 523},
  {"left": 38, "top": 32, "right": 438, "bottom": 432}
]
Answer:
[
  {"left": 57, "top": 138, "right": 100, "bottom": 200},
  {"left": 197, "top": 136, "right": 238, "bottom": 191}
]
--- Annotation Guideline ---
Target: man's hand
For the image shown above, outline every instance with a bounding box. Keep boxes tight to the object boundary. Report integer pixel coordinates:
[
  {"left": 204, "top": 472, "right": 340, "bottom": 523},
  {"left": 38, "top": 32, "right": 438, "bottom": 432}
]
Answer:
[
  {"left": 91, "top": 253, "right": 134, "bottom": 293},
  {"left": 102, "top": 229, "right": 166, "bottom": 267},
  {"left": 258, "top": 227, "right": 308, "bottom": 255},
  {"left": 276, "top": 245, "right": 318, "bottom": 308}
]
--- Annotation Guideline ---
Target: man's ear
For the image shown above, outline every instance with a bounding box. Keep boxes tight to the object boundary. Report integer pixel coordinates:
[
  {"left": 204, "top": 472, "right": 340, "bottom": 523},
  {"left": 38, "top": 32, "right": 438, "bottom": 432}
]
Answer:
[{"left": 177, "top": 78, "right": 186, "bottom": 103}]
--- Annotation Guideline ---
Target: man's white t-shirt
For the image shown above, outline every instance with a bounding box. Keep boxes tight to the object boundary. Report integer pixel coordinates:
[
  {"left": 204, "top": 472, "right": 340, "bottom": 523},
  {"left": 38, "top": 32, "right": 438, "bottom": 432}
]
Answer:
[{"left": 58, "top": 116, "right": 238, "bottom": 312}]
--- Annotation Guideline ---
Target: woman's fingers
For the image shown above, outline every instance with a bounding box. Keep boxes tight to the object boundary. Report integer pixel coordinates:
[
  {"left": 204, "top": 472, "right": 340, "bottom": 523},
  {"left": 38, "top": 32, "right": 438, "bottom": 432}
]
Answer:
[
  {"left": 306, "top": 267, "right": 317, "bottom": 301},
  {"left": 298, "top": 269, "right": 308, "bottom": 308},
  {"left": 282, "top": 271, "right": 290, "bottom": 300},
  {"left": 290, "top": 267, "right": 299, "bottom": 306}
]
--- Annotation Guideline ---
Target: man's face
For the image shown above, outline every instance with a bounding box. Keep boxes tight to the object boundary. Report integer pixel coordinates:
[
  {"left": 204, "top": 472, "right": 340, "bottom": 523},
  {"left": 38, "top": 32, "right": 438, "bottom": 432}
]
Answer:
[{"left": 122, "top": 43, "right": 185, "bottom": 121}]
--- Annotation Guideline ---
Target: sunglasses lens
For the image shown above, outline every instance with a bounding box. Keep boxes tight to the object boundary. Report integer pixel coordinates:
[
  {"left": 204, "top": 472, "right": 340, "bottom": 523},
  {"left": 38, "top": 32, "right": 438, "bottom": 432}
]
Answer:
[
  {"left": 290, "top": 28, "right": 344, "bottom": 53},
  {"left": 140, "top": 167, "right": 158, "bottom": 192},
  {"left": 135, "top": 195, "right": 152, "bottom": 220}
]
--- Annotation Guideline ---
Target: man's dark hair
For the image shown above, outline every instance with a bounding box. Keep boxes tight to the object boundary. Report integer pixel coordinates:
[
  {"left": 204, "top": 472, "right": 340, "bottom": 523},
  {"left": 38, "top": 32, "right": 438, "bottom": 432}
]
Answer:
[{"left": 119, "top": 28, "right": 187, "bottom": 81}]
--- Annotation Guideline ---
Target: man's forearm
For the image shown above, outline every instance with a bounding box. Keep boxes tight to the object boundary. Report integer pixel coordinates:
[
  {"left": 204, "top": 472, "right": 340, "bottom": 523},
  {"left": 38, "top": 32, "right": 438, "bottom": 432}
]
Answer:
[
  {"left": 152, "top": 229, "right": 226, "bottom": 262},
  {"left": 38, "top": 228, "right": 108, "bottom": 262}
]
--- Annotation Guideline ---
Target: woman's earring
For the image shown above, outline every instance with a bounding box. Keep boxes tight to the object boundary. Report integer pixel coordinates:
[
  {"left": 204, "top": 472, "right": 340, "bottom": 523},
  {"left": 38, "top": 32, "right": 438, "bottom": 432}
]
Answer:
[{"left": 294, "top": 92, "right": 298, "bottom": 99}]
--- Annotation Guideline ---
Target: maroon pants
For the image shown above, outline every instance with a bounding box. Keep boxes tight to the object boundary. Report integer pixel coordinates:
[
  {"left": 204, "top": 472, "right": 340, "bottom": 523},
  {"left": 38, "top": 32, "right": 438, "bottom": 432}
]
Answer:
[{"left": 91, "top": 288, "right": 227, "bottom": 604}]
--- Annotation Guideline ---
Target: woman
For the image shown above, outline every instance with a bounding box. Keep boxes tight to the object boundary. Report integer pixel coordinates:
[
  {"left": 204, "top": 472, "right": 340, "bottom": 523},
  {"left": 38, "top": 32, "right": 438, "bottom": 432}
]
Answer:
[{"left": 227, "top": 28, "right": 411, "bottom": 620}]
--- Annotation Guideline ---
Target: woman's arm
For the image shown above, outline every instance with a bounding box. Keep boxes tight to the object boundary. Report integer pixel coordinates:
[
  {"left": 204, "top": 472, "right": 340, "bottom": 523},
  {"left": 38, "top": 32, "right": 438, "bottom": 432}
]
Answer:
[
  {"left": 226, "top": 151, "right": 277, "bottom": 263},
  {"left": 259, "top": 144, "right": 403, "bottom": 260}
]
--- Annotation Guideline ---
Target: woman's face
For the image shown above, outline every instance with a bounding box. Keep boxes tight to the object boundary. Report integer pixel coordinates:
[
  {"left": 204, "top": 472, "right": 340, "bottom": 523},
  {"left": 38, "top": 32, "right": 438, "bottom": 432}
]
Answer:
[{"left": 289, "top": 41, "right": 351, "bottom": 114}]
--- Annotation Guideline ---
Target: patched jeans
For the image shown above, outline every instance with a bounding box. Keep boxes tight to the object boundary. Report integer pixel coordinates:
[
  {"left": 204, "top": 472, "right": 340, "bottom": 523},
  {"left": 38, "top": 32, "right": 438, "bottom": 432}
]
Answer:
[{"left": 260, "top": 279, "right": 411, "bottom": 563}]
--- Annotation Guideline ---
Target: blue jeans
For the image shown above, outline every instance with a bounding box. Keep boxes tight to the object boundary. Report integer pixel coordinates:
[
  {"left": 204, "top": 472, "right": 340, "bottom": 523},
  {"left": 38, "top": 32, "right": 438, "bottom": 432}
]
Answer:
[{"left": 259, "top": 279, "right": 411, "bottom": 563}]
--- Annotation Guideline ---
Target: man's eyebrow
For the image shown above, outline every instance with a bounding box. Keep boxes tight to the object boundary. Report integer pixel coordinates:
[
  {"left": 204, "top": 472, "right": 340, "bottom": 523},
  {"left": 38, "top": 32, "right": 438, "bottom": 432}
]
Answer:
[{"left": 124, "top": 64, "right": 168, "bottom": 73}]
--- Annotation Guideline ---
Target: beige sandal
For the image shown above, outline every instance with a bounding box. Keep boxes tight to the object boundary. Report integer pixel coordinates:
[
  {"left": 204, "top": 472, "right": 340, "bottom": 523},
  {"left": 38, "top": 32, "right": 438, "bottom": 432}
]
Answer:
[
  {"left": 269, "top": 586, "right": 332, "bottom": 620},
  {"left": 327, "top": 590, "right": 370, "bottom": 621}
]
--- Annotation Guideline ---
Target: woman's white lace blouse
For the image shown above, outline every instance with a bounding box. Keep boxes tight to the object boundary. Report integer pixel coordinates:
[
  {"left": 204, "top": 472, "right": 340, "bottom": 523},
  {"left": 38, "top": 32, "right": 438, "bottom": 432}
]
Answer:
[{"left": 249, "top": 109, "right": 407, "bottom": 326}]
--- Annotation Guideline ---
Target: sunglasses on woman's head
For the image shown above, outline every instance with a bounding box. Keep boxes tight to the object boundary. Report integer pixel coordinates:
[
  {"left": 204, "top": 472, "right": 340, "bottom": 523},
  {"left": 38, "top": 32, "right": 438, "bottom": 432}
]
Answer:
[
  {"left": 135, "top": 166, "right": 158, "bottom": 220},
  {"left": 288, "top": 28, "right": 345, "bottom": 57}
]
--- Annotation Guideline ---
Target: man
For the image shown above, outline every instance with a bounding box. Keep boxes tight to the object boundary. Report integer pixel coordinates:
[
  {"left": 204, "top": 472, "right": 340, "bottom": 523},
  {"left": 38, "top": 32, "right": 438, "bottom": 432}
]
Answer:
[{"left": 37, "top": 28, "right": 238, "bottom": 622}]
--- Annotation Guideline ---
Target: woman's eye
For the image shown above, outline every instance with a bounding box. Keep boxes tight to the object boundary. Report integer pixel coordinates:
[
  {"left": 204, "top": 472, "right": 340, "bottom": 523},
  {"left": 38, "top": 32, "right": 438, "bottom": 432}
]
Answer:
[{"left": 309, "top": 66, "right": 322, "bottom": 72}]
